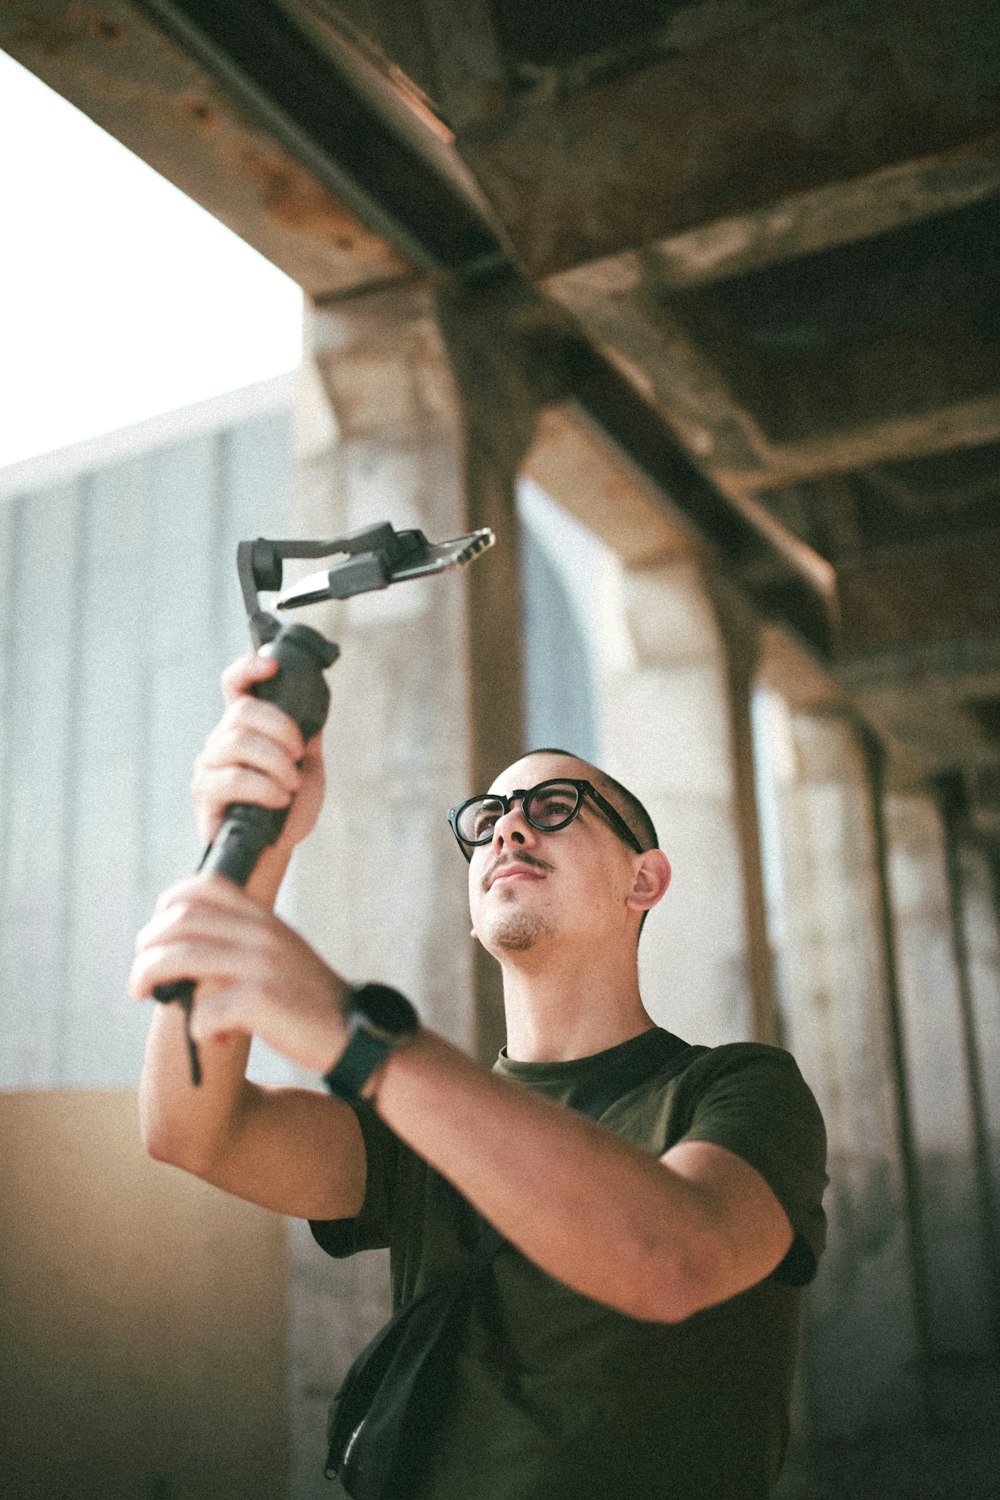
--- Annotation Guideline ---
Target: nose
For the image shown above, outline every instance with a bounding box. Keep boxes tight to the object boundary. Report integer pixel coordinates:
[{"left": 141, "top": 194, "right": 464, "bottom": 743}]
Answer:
[{"left": 491, "top": 796, "right": 536, "bottom": 853}]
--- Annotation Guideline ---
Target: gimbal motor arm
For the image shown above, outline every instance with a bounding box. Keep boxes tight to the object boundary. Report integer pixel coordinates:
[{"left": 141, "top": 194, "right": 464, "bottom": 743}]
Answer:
[{"left": 238, "top": 521, "right": 495, "bottom": 645}]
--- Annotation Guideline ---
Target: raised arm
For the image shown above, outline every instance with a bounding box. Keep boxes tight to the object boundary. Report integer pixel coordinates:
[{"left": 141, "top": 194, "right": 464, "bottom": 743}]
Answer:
[{"left": 136, "top": 652, "right": 366, "bottom": 1222}]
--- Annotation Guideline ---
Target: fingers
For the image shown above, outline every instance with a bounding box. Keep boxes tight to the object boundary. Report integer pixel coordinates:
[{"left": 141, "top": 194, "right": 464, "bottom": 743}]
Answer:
[
  {"left": 147, "top": 872, "right": 275, "bottom": 929},
  {"left": 193, "top": 694, "right": 307, "bottom": 843},
  {"left": 221, "top": 650, "right": 280, "bottom": 705},
  {"left": 193, "top": 653, "right": 328, "bottom": 857},
  {"left": 195, "top": 726, "right": 301, "bottom": 801},
  {"left": 130, "top": 940, "right": 237, "bottom": 1000},
  {"left": 130, "top": 876, "right": 349, "bottom": 1072},
  {"left": 206, "top": 694, "right": 306, "bottom": 772},
  {"left": 131, "top": 877, "right": 268, "bottom": 998}
]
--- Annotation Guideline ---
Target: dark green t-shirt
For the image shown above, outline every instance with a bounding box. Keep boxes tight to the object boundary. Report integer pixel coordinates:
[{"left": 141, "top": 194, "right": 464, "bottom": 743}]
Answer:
[{"left": 311, "top": 1034, "right": 828, "bottom": 1500}]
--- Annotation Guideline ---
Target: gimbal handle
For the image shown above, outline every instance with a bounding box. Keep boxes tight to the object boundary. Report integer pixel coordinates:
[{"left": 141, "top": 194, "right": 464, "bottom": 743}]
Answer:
[{"left": 153, "top": 621, "right": 339, "bottom": 1084}]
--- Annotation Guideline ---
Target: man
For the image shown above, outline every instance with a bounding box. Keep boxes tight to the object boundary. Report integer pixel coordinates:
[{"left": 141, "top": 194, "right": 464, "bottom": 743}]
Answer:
[{"left": 131, "top": 649, "right": 827, "bottom": 1499}]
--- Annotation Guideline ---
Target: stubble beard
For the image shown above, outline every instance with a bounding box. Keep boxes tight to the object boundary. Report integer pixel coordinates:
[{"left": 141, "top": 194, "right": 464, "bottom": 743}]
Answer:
[{"left": 482, "top": 899, "right": 552, "bottom": 954}]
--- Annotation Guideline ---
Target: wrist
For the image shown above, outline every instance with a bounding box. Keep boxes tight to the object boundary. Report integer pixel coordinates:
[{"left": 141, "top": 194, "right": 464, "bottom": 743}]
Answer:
[
  {"left": 322, "top": 983, "right": 420, "bottom": 1102},
  {"left": 357, "top": 1046, "right": 398, "bottom": 1103}
]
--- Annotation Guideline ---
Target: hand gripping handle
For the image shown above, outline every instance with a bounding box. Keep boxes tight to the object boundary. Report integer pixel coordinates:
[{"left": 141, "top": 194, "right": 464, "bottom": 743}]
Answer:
[{"left": 153, "top": 623, "right": 339, "bottom": 1083}]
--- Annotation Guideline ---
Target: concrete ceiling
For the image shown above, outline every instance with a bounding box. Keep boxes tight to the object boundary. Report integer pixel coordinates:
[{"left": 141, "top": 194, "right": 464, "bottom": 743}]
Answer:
[{"left": 4, "top": 0, "right": 1000, "bottom": 833}]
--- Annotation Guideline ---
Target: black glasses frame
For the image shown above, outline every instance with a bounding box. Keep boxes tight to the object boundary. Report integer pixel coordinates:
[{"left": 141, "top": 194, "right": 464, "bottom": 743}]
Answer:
[{"left": 447, "top": 778, "right": 644, "bottom": 861}]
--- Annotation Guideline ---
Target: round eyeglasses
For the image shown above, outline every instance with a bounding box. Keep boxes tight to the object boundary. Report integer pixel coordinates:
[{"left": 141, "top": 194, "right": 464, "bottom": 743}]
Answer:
[{"left": 447, "top": 778, "right": 644, "bottom": 861}]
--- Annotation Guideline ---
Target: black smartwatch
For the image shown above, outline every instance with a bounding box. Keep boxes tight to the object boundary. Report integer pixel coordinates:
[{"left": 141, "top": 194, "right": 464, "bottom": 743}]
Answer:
[{"left": 322, "top": 982, "right": 420, "bottom": 1101}]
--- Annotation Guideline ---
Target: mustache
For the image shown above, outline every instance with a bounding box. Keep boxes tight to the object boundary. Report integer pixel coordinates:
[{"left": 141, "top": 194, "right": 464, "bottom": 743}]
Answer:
[{"left": 482, "top": 851, "right": 552, "bottom": 892}]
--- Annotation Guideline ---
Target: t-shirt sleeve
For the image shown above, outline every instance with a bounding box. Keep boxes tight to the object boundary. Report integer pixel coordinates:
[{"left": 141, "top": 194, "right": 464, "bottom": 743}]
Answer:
[
  {"left": 673, "top": 1043, "right": 828, "bottom": 1285},
  {"left": 308, "top": 1100, "right": 398, "bottom": 1258}
]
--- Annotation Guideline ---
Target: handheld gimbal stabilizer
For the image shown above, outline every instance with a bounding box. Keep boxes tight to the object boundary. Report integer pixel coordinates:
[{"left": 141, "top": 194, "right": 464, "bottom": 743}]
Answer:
[{"left": 154, "top": 520, "right": 495, "bottom": 1083}]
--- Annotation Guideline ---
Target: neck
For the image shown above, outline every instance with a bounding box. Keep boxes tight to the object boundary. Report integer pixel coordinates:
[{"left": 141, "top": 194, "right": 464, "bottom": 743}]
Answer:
[{"left": 498, "top": 939, "right": 654, "bottom": 1063}]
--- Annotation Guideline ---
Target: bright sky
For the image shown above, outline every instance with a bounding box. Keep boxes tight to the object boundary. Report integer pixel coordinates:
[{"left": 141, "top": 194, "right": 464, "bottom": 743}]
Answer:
[{"left": 0, "top": 50, "right": 303, "bottom": 470}]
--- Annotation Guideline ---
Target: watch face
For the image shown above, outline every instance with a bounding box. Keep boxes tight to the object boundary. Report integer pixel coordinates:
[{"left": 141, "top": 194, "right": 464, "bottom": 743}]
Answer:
[{"left": 352, "top": 983, "right": 419, "bottom": 1042}]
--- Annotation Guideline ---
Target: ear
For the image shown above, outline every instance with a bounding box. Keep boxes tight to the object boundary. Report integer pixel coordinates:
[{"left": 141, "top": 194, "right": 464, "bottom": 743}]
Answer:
[{"left": 626, "top": 849, "right": 671, "bottom": 914}]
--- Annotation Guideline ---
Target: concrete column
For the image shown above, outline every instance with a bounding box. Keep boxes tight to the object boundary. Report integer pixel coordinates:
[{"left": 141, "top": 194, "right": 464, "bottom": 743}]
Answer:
[
  {"left": 766, "top": 709, "right": 923, "bottom": 1437},
  {"left": 435, "top": 279, "right": 544, "bottom": 1065},
  {"left": 707, "top": 573, "right": 781, "bottom": 1047},
  {"left": 600, "top": 558, "right": 769, "bottom": 1045},
  {"left": 886, "top": 786, "right": 1000, "bottom": 1374},
  {"left": 962, "top": 844, "right": 1000, "bottom": 1321},
  {"left": 943, "top": 821, "right": 1000, "bottom": 1365},
  {"left": 278, "top": 280, "right": 535, "bottom": 1495}
]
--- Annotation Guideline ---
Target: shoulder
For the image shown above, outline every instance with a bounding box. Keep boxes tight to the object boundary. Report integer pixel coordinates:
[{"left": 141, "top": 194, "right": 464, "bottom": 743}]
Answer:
[
  {"left": 672, "top": 1041, "right": 829, "bottom": 1284},
  {"left": 672, "top": 1041, "right": 826, "bottom": 1155},
  {"left": 681, "top": 1038, "right": 809, "bottom": 1078},
  {"left": 671, "top": 1039, "right": 818, "bottom": 1105},
  {"left": 602, "top": 1038, "right": 822, "bottom": 1177}
]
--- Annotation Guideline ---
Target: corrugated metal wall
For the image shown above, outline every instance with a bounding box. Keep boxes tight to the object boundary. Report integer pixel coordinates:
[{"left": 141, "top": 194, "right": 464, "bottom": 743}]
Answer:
[{"left": 0, "top": 379, "right": 292, "bottom": 1089}]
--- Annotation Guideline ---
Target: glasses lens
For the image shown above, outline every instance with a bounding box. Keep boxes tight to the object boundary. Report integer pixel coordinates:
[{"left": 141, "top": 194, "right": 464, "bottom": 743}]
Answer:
[
  {"left": 459, "top": 795, "right": 505, "bottom": 844},
  {"left": 526, "top": 781, "right": 581, "bottom": 830}
]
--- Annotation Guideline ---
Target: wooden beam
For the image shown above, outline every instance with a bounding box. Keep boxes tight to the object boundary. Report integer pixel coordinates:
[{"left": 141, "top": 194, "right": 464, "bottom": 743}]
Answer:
[
  {"left": 456, "top": 0, "right": 1000, "bottom": 277},
  {"left": 837, "top": 535, "right": 1000, "bottom": 656}
]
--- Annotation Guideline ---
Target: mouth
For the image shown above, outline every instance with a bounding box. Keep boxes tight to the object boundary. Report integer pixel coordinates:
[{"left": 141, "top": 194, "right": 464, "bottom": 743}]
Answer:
[{"left": 484, "top": 857, "right": 550, "bottom": 892}]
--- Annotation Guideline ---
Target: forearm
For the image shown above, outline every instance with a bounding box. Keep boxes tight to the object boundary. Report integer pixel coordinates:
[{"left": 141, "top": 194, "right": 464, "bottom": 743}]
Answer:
[
  {"left": 139, "top": 996, "right": 255, "bottom": 1171},
  {"left": 372, "top": 1032, "right": 724, "bottom": 1322},
  {"left": 138, "top": 838, "right": 292, "bottom": 1167},
  {"left": 139, "top": 998, "right": 368, "bottom": 1218}
]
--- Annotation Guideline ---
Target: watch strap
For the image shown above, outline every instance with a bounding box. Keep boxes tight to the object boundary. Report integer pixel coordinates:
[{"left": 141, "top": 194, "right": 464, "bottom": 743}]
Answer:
[
  {"left": 323, "top": 1026, "right": 394, "bottom": 1101},
  {"left": 322, "top": 982, "right": 418, "bottom": 1102}
]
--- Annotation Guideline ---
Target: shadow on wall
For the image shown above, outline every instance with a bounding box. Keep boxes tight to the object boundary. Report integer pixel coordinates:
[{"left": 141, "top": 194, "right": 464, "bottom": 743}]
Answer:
[{"left": 0, "top": 1090, "right": 289, "bottom": 1500}]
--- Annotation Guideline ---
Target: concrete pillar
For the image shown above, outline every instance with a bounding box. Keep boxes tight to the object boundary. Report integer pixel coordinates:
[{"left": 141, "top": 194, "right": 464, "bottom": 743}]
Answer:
[
  {"left": 278, "top": 281, "right": 535, "bottom": 1495},
  {"left": 886, "top": 786, "right": 1000, "bottom": 1376},
  {"left": 600, "top": 558, "right": 773, "bottom": 1045},
  {"left": 765, "top": 708, "right": 923, "bottom": 1436},
  {"left": 961, "top": 844, "right": 1000, "bottom": 1318},
  {"left": 707, "top": 573, "right": 781, "bottom": 1047}
]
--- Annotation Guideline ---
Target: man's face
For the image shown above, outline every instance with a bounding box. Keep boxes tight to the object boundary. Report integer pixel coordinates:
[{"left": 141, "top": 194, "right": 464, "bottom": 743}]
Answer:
[{"left": 466, "top": 752, "right": 643, "bottom": 958}]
